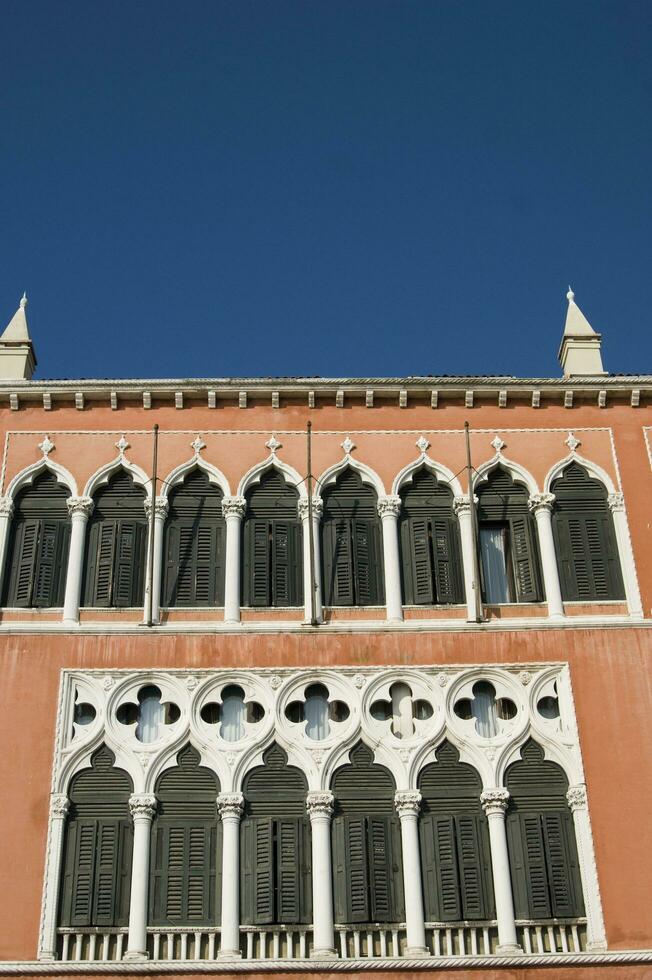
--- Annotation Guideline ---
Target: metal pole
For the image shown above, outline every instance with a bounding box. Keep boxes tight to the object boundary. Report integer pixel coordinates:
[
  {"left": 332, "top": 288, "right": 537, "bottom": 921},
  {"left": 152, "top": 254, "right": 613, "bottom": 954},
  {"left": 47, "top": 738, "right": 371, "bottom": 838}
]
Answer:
[
  {"left": 306, "top": 421, "right": 317, "bottom": 626},
  {"left": 146, "top": 423, "right": 159, "bottom": 627},
  {"left": 464, "top": 421, "right": 483, "bottom": 623}
]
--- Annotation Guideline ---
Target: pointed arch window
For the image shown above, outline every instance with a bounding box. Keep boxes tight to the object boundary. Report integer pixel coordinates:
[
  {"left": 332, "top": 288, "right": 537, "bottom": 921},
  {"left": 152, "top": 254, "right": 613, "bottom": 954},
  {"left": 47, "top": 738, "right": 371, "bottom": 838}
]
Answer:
[
  {"left": 321, "top": 468, "right": 385, "bottom": 607},
  {"left": 417, "top": 742, "right": 494, "bottom": 922},
  {"left": 242, "top": 469, "right": 303, "bottom": 607},
  {"left": 3, "top": 471, "right": 71, "bottom": 608},
  {"left": 240, "top": 744, "right": 312, "bottom": 925},
  {"left": 163, "top": 470, "right": 225, "bottom": 607},
  {"left": 398, "top": 467, "right": 463, "bottom": 605},
  {"left": 476, "top": 468, "right": 542, "bottom": 604},
  {"left": 150, "top": 746, "right": 221, "bottom": 927},
  {"left": 505, "top": 740, "right": 584, "bottom": 919},
  {"left": 551, "top": 462, "right": 624, "bottom": 601},
  {"left": 59, "top": 747, "right": 133, "bottom": 931},
  {"left": 331, "top": 742, "right": 404, "bottom": 924},
  {"left": 82, "top": 471, "right": 147, "bottom": 608}
]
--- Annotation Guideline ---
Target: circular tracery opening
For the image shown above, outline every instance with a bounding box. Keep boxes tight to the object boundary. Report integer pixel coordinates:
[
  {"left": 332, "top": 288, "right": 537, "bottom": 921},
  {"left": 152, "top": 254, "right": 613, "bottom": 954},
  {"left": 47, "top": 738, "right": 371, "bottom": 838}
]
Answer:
[
  {"left": 454, "top": 680, "right": 516, "bottom": 738},
  {"left": 370, "top": 681, "right": 433, "bottom": 739},
  {"left": 200, "top": 684, "right": 264, "bottom": 742},
  {"left": 116, "top": 685, "right": 181, "bottom": 743},
  {"left": 284, "top": 682, "right": 350, "bottom": 741}
]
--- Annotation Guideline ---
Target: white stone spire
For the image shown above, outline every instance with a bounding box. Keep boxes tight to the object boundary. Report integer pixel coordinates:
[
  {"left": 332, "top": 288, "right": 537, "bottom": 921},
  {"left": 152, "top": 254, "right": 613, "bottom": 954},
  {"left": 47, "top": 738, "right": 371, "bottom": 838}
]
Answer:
[
  {"left": 558, "top": 287, "right": 606, "bottom": 377},
  {"left": 0, "top": 294, "right": 37, "bottom": 379}
]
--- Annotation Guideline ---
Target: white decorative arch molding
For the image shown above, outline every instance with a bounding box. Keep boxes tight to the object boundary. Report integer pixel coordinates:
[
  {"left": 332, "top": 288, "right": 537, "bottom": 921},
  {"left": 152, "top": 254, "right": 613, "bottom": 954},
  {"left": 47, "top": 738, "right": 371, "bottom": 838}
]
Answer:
[
  {"left": 83, "top": 456, "right": 151, "bottom": 500},
  {"left": 543, "top": 452, "right": 618, "bottom": 495},
  {"left": 5, "top": 458, "right": 78, "bottom": 500},
  {"left": 160, "top": 456, "right": 231, "bottom": 500},
  {"left": 496, "top": 727, "right": 582, "bottom": 788},
  {"left": 237, "top": 455, "right": 307, "bottom": 500},
  {"left": 473, "top": 453, "right": 540, "bottom": 496},
  {"left": 391, "top": 454, "right": 463, "bottom": 498},
  {"left": 315, "top": 455, "right": 386, "bottom": 499}
]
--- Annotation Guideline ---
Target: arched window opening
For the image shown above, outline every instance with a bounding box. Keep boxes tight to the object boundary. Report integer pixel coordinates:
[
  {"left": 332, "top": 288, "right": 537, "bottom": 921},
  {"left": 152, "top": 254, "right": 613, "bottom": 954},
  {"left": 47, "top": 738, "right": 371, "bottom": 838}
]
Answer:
[
  {"left": 150, "top": 746, "right": 221, "bottom": 927},
  {"left": 200, "top": 685, "right": 265, "bottom": 742},
  {"left": 163, "top": 469, "right": 225, "bottom": 607},
  {"left": 330, "top": 742, "right": 404, "bottom": 925},
  {"left": 240, "top": 744, "right": 311, "bottom": 926},
  {"left": 321, "top": 468, "right": 384, "bottom": 607},
  {"left": 116, "top": 685, "right": 181, "bottom": 743},
  {"left": 551, "top": 462, "right": 624, "bottom": 601},
  {"left": 242, "top": 469, "right": 303, "bottom": 608},
  {"left": 505, "top": 740, "right": 584, "bottom": 920},
  {"left": 399, "top": 467, "right": 463, "bottom": 605},
  {"left": 59, "top": 747, "right": 133, "bottom": 933},
  {"left": 3, "top": 471, "right": 71, "bottom": 608},
  {"left": 417, "top": 742, "right": 494, "bottom": 922},
  {"left": 83, "top": 471, "right": 147, "bottom": 608},
  {"left": 476, "top": 468, "right": 542, "bottom": 604}
]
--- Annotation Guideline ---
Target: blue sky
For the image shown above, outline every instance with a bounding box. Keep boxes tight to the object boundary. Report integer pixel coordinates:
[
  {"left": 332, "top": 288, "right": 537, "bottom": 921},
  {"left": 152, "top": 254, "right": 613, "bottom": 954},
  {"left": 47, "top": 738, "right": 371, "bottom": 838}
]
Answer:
[{"left": 1, "top": 1, "right": 651, "bottom": 380}]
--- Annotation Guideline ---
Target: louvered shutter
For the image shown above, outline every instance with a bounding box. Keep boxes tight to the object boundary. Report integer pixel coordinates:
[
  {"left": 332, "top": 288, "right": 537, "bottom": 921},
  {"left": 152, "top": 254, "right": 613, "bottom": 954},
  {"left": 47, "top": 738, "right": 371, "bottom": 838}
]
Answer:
[
  {"left": 368, "top": 817, "right": 392, "bottom": 920},
  {"left": 299, "top": 817, "right": 312, "bottom": 923},
  {"left": 432, "top": 815, "right": 462, "bottom": 920},
  {"left": 455, "top": 816, "right": 486, "bottom": 919},
  {"left": 194, "top": 525, "right": 216, "bottom": 605},
  {"left": 332, "top": 816, "right": 348, "bottom": 922},
  {"left": 553, "top": 515, "right": 578, "bottom": 600},
  {"left": 92, "top": 521, "right": 117, "bottom": 606},
  {"left": 506, "top": 814, "right": 529, "bottom": 919},
  {"left": 345, "top": 816, "right": 369, "bottom": 922},
  {"left": 519, "top": 814, "right": 552, "bottom": 918},
  {"left": 253, "top": 817, "right": 274, "bottom": 924},
  {"left": 509, "top": 516, "right": 540, "bottom": 602},
  {"left": 175, "top": 526, "right": 196, "bottom": 605},
  {"left": 113, "top": 521, "right": 143, "bottom": 607},
  {"left": 409, "top": 517, "right": 434, "bottom": 604},
  {"left": 32, "top": 520, "right": 68, "bottom": 607},
  {"left": 419, "top": 814, "right": 439, "bottom": 921},
  {"left": 602, "top": 515, "right": 625, "bottom": 599},
  {"left": 272, "top": 522, "right": 291, "bottom": 606},
  {"left": 541, "top": 813, "right": 582, "bottom": 917},
  {"left": 163, "top": 524, "right": 181, "bottom": 605},
  {"left": 187, "top": 825, "right": 215, "bottom": 922},
  {"left": 248, "top": 520, "right": 270, "bottom": 607},
  {"left": 93, "top": 822, "right": 120, "bottom": 925},
  {"left": 433, "top": 518, "right": 459, "bottom": 604},
  {"left": 70, "top": 822, "right": 97, "bottom": 926},
  {"left": 165, "top": 826, "right": 186, "bottom": 921},
  {"left": 10, "top": 520, "right": 39, "bottom": 606},
  {"left": 240, "top": 819, "right": 254, "bottom": 925},
  {"left": 332, "top": 520, "right": 355, "bottom": 605},
  {"left": 353, "top": 520, "right": 373, "bottom": 605},
  {"left": 276, "top": 819, "right": 301, "bottom": 923}
]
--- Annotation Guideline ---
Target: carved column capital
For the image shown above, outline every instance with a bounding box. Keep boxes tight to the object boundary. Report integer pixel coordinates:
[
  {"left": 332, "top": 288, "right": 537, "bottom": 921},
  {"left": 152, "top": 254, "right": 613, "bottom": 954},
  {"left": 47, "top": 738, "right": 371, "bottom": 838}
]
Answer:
[
  {"left": 306, "top": 790, "right": 334, "bottom": 819},
  {"left": 128, "top": 794, "right": 157, "bottom": 821},
  {"left": 50, "top": 794, "right": 70, "bottom": 819},
  {"left": 394, "top": 790, "right": 422, "bottom": 817},
  {"left": 143, "top": 496, "right": 168, "bottom": 521},
  {"left": 481, "top": 788, "right": 510, "bottom": 815},
  {"left": 66, "top": 496, "right": 94, "bottom": 519},
  {"left": 566, "top": 785, "right": 587, "bottom": 812},
  {"left": 528, "top": 492, "right": 556, "bottom": 514},
  {"left": 453, "top": 495, "right": 478, "bottom": 516},
  {"left": 607, "top": 492, "right": 625, "bottom": 513},
  {"left": 298, "top": 496, "right": 324, "bottom": 521},
  {"left": 377, "top": 495, "right": 402, "bottom": 519},
  {"left": 221, "top": 496, "right": 247, "bottom": 520},
  {"left": 217, "top": 792, "right": 245, "bottom": 820},
  {"left": 0, "top": 496, "right": 14, "bottom": 518}
]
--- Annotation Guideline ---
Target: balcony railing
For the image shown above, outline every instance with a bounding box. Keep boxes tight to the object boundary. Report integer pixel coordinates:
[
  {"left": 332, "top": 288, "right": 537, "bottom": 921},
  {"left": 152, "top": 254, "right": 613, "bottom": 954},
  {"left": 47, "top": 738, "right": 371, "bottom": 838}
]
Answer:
[{"left": 56, "top": 918, "right": 588, "bottom": 962}]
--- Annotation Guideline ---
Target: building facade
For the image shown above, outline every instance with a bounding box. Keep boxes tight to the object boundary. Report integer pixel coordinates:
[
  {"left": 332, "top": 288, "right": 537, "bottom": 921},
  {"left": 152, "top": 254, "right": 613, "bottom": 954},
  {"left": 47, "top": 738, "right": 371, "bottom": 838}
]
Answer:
[{"left": 0, "top": 292, "right": 651, "bottom": 979}]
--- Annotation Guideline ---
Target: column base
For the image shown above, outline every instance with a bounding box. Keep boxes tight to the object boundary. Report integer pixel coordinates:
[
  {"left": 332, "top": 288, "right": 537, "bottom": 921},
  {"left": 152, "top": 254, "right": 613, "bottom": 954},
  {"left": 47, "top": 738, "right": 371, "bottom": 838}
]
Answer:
[
  {"left": 310, "top": 947, "right": 338, "bottom": 959},
  {"left": 587, "top": 941, "right": 608, "bottom": 952},
  {"left": 496, "top": 943, "right": 523, "bottom": 955},
  {"left": 123, "top": 950, "right": 149, "bottom": 961},
  {"left": 405, "top": 946, "right": 430, "bottom": 958},
  {"left": 217, "top": 949, "right": 242, "bottom": 960}
]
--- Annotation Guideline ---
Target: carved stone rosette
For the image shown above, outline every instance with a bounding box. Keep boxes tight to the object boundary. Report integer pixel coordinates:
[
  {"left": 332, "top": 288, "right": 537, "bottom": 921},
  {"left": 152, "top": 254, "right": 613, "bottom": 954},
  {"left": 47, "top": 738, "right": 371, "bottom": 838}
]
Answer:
[
  {"left": 528, "top": 492, "right": 556, "bottom": 514},
  {"left": 394, "top": 790, "right": 422, "bottom": 817},
  {"left": 66, "top": 496, "right": 95, "bottom": 519},
  {"left": 143, "top": 496, "right": 169, "bottom": 521},
  {"left": 217, "top": 792, "right": 245, "bottom": 820},
  {"left": 50, "top": 794, "right": 70, "bottom": 819},
  {"left": 306, "top": 790, "right": 335, "bottom": 819},
  {"left": 480, "top": 788, "right": 510, "bottom": 815},
  {"left": 221, "top": 496, "right": 247, "bottom": 520},
  {"left": 128, "top": 794, "right": 158, "bottom": 821},
  {"left": 377, "top": 495, "right": 402, "bottom": 519},
  {"left": 566, "top": 785, "right": 587, "bottom": 812},
  {"left": 297, "top": 496, "right": 324, "bottom": 521}
]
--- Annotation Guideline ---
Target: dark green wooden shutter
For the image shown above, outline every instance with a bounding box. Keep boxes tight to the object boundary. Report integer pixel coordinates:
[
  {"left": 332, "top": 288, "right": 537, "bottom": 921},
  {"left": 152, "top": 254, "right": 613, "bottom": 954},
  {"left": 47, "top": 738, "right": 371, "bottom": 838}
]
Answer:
[
  {"left": 542, "top": 812, "right": 582, "bottom": 918},
  {"left": 419, "top": 814, "right": 438, "bottom": 921},
  {"left": 250, "top": 520, "right": 270, "bottom": 606},
  {"left": 455, "top": 816, "right": 485, "bottom": 919},
  {"left": 93, "top": 521, "right": 117, "bottom": 606},
  {"left": 272, "top": 522, "right": 290, "bottom": 605},
  {"left": 253, "top": 817, "right": 274, "bottom": 924},
  {"left": 353, "top": 521, "right": 372, "bottom": 605},
  {"left": 332, "top": 816, "right": 348, "bottom": 922},
  {"left": 519, "top": 813, "right": 552, "bottom": 917},
  {"left": 432, "top": 815, "right": 462, "bottom": 920},
  {"left": 509, "top": 516, "right": 540, "bottom": 602},
  {"left": 332, "top": 520, "right": 355, "bottom": 605},
  {"left": 10, "top": 520, "right": 39, "bottom": 606},
  {"left": 345, "top": 816, "right": 369, "bottom": 922},
  {"left": 194, "top": 526, "right": 217, "bottom": 605},
  {"left": 93, "top": 822, "right": 121, "bottom": 925},
  {"left": 409, "top": 517, "right": 434, "bottom": 604},
  {"left": 368, "top": 817, "right": 392, "bottom": 920},
  {"left": 32, "top": 520, "right": 68, "bottom": 606},
  {"left": 277, "top": 819, "right": 301, "bottom": 923},
  {"left": 433, "top": 519, "right": 459, "bottom": 604},
  {"left": 70, "top": 822, "right": 97, "bottom": 926},
  {"left": 113, "top": 521, "right": 143, "bottom": 606}
]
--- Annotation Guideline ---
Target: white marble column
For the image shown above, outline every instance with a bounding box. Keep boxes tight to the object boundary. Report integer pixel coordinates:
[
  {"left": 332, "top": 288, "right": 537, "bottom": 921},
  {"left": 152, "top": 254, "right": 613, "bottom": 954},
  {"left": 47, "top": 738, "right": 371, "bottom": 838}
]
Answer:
[
  {"left": 454, "top": 496, "right": 480, "bottom": 622},
  {"left": 307, "top": 791, "right": 337, "bottom": 957},
  {"left": 222, "top": 497, "right": 246, "bottom": 624},
  {"left": 298, "top": 496, "right": 323, "bottom": 624},
  {"left": 38, "top": 794, "right": 70, "bottom": 960},
  {"left": 217, "top": 793, "right": 244, "bottom": 959},
  {"left": 395, "top": 791, "right": 429, "bottom": 956},
  {"left": 377, "top": 495, "right": 404, "bottom": 622},
  {"left": 0, "top": 496, "right": 14, "bottom": 600},
  {"left": 528, "top": 493, "right": 564, "bottom": 620},
  {"left": 62, "top": 497, "right": 94, "bottom": 623},
  {"left": 480, "top": 789, "right": 522, "bottom": 954},
  {"left": 608, "top": 492, "right": 644, "bottom": 618},
  {"left": 143, "top": 496, "right": 168, "bottom": 624},
  {"left": 567, "top": 785, "right": 607, "bottom": 951},
  {"left": 124, "top": 794, "right": 157, "bottom": 961}
]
